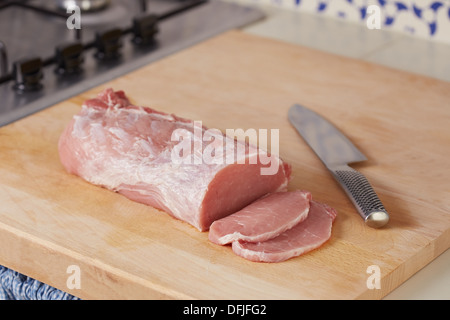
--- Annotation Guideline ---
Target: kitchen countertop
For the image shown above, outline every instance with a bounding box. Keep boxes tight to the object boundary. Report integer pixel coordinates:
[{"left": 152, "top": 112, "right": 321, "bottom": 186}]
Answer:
[{"left": 225, "top": 0, "right": 450, "bottom": 300}]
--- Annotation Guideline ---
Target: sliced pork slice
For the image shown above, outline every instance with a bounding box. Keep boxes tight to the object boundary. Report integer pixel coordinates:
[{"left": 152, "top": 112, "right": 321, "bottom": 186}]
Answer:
[
  {"left": 58, "top": 88, "right": 291, "bottom": 231},
  {"left": 232, "top": 201, "right": 337, "bottom": 263},
  {"left": 208, "top": 190, "right": 311, "bottom": 245}
]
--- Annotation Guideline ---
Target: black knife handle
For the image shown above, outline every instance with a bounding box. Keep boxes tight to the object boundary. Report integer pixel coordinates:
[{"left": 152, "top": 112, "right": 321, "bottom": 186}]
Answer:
[{"left": 330, "top": 165, "right": 389, "bottom": 228}]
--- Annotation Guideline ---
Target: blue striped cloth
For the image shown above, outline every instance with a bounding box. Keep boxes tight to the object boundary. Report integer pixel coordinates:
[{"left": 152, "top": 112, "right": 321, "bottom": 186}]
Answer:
[{"left": 0, "top": 265, "right": 80, "bottom": 300}]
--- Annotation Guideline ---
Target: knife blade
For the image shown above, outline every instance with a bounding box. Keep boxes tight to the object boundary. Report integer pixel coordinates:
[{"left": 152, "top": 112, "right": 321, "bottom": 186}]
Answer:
[{"left": 288, "top": 104, "right": 389, "bottom": 228}]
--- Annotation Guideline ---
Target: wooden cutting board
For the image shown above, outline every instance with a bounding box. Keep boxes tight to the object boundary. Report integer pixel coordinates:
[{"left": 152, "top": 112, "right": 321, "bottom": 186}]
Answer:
[{"left": 0, "top": 31, "right": 449, "bottom": 300}]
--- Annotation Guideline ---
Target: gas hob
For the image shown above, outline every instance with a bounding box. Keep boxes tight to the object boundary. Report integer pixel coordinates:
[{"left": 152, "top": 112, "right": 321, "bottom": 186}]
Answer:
[{"left": 0, "top": 0, "right": 263, "bottom": 127}]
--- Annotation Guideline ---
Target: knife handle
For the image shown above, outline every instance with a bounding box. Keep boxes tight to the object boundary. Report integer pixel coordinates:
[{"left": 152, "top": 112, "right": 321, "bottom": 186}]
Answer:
[{"left": 330, "top": 165, "right": 389, "bottom": 228}]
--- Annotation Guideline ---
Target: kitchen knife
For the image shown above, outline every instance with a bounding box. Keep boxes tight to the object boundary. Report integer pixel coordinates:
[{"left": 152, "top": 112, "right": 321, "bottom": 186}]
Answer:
[{"left": 288, "top": 104, "right": 389, "bottom": 228}]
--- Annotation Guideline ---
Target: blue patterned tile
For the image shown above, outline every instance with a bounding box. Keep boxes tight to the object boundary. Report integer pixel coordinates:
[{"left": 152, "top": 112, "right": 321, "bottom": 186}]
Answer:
[{"left": 248, "top": 0, "right": 450, "bottom": 43}]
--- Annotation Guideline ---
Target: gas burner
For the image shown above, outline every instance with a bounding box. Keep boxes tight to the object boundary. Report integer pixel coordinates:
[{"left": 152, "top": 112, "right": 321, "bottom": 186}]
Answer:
[
  {"left": 76, "top": 2, "right": 129, "bottom": 26},
  {"left": 56, "top": 0, "right": 111, "bottom": 12}
]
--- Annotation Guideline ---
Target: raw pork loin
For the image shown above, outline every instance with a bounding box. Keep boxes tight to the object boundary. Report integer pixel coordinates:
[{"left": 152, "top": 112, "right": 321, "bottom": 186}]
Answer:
[
  {"left": 208, "top": 190, "right": 311, "bottom": 245},
  {"left": 231, "top": 200, "right": 337, "bottom": 263},
  {"left": 58, "top": 89, "right": 291, "bottom": 231}
]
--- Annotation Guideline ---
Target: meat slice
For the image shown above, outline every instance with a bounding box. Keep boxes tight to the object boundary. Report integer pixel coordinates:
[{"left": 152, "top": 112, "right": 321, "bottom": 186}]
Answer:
[
  {"left": 208, "top": 191, "right": 311, "bottom": 245},
  {"left": 58, "top": 88, "right": 291, "bottom": 231},
  {"left": 232, "top": 201, "right": 337, "bottom": 263}
]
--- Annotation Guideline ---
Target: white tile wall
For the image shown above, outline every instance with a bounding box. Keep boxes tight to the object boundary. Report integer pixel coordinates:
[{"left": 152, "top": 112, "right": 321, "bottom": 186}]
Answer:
[
  {"left": 233, "top": 0, "right": 450, "bottom": 44},
  {"left": 224, "top": 0, "right": 450, "bottom": 82}
]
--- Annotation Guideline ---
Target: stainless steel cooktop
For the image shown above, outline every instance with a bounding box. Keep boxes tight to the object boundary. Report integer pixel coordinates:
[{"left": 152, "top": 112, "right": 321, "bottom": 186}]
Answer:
[{"left": 0, "top": 0, "right": 264, "bottom": 127}]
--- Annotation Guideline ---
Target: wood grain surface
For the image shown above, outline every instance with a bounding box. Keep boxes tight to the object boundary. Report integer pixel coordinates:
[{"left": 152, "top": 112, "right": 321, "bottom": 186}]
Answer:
[{"left": 0, "top": 31, "right": 449, "bottom": 300}]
